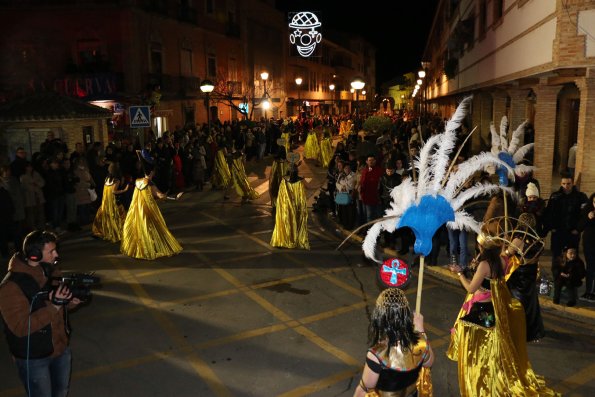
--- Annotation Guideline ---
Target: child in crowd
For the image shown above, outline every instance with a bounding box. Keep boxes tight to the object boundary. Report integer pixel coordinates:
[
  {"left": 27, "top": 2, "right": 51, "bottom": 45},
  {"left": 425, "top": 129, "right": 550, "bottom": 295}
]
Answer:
[{"left": 553, "top": 246, "right": 586, "bottom": 307}]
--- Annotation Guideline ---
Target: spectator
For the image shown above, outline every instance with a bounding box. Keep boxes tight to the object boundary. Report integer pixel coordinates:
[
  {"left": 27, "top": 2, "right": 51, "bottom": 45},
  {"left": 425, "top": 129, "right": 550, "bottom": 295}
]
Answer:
[
  {"left": 553, "top": 246, "right": 585, "bottom": 307},
  {"left": 544, "top": 173, "right": 588, "bottom": 270},
  {"left": 567, "top": 142, "right": 577, "bottom": 178},
  {"left": 10, "top": 147, "right": 28, "bottom": 180},
  {"left": 578, "top": 193, "right": 595, "bottom": 302},
  {"left": 359, "top": 156, "right": 384, "bottom": 223},
  {"left": 518, "top": 182, "right": 546, "bottom": 236},
  {"left": 20, "top": 162, "right": 46, "bottom": 230}
]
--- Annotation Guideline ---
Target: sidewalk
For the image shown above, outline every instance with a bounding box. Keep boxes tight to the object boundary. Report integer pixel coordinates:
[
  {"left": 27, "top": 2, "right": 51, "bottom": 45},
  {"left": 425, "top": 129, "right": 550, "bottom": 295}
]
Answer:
[{"left": 333, "top": 221, "right": 595, "bottom": 326}]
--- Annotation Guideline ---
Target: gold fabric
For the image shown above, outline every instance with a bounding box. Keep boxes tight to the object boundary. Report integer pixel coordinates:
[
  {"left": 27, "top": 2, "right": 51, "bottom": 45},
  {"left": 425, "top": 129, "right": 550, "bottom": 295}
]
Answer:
[
  {"left": 281, "top": 132, "right": 291, "bottom": 154},
  {"left": 447, "top": 279, "right": 560, "bottom": 396},
  {"left": 319, "top": 137, "right": 333, "bottom": 168},
  {"left": 303, "top": 132, "right": 320, "bottom": 159},
  {"left": 211, "top": 150, "right": 231, "bottom": 188},
  {"left": 231, "top": 157, "right": 259, "bottom": 200},
  {"left": 504, "top": 254, "right": 522, "bottom": 282},
  {"left": 270, "top": 179, "right": 309, "bottom": 249},
  {"left": 269, "top": 159, "right": 288, "bottom": 207},
  {"left": 92, "top": 178, "right": 126, "bottom": 242},
  {"left": 120, "top": 178, "right": 182, "bottom": 260}
]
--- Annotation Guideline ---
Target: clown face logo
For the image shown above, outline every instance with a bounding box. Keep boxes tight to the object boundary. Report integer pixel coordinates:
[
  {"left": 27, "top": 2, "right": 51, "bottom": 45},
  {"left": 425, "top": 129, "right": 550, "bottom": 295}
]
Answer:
[{"left": 289, "top": 11, "right": 322, "bottom": 57}]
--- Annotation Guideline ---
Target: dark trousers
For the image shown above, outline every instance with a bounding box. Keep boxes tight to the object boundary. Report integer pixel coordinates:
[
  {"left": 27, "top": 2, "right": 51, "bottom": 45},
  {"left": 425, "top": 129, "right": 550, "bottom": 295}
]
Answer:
[
  {"left": 553, "top": 279, "right": 578, "bottom": 304},
  {"left": 15, "top": 347, "right": 72, "bottom": 397}
]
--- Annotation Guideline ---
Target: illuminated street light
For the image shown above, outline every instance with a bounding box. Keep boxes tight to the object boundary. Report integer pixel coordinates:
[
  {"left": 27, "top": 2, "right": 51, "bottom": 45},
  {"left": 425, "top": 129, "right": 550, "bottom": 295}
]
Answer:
[
  {"left": 295, "top": 77, "right": 303, "bottom": 116},
  {"left": 200, "top": 79, "right": 215, "bottom": 133},
  {"left": 261, "top": 71, "right": 270, "bottom": 124},
  {"left": 351, "top": 77, "right": 365, "bottom": 115},
  {"left": 418, "top": 70, "right": 426, "bottom": 78},
  {"left": 329, "top": 84, "right": 335, "bottom": 115}
]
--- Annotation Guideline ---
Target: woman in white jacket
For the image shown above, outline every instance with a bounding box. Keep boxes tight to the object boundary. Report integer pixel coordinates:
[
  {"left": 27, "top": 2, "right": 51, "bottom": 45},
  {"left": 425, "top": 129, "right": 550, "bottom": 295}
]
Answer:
[{"left": 335, "top": 160, "right": 357, "bottom": 230}]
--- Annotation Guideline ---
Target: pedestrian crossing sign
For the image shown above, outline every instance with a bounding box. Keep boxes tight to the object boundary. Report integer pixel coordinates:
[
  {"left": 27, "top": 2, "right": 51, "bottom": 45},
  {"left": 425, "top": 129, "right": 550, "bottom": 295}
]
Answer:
[{"left": 129, "top": 106, "right": 151, "bottom": 128}]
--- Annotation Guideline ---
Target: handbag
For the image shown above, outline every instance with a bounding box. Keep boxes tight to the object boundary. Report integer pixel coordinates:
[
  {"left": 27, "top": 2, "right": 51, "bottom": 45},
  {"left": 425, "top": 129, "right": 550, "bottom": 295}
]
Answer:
[
  {"left": 88, "top": 188, "right": 98, "bottom": 202},
  {"left": 334, "top": 191, "right": 352, "bottom": 205}
]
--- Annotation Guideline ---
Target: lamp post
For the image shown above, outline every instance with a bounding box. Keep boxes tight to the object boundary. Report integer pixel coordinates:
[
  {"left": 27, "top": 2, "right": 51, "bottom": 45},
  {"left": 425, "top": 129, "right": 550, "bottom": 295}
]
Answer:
[
  {"left": 200, "top": 79, "right": 215, "bottom": 134},
  {"left": 418, "top": 66, "right": 428, "bottom": 113},
  {"left": 260, "top": 71, "right": 269, "bottom": 124},
  {"left": 350, "top": 76, "right": 365, "bottom": 116},
  {"left": 329, "top": 83, "right": 335, "bottom": 115},
  {"left": 295, "top": 77, "right": 303, "bottom": 117}
]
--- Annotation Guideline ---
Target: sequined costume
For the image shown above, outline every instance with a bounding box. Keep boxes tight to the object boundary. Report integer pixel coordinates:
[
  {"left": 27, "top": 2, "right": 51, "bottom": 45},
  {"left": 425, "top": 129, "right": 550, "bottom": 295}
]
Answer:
[
  {"left": 269, "top": 158, "right": 288, "bottom": 208},
  {"left": 303, "top": 131, "right": 320, "bottom": 160},
  {"left": 447, "top": 278, "right": 559, "bottom": 397},
  {"left": 92, "top": 178, "right": 126, "bottom": 242},
  {"left": 231, "top": 156, "right": 259, "bottom": 200},
  {"left": 367, "top": 339, "right": 433, "bottom": 397},
  {"left": 319, "top": 137, "right": 333, "bottom": 168},
  {"left": 211, "top": 149, "right": 231, "bottom": 189},
  {"left": 120, "top": 178, "right": 182, "bottom": 260},
  {"left": 280, "top": 131, "right": 291, "bottom": 154},
  {"left": 270, "top": 178, "right": 309, "bottom": 249}
]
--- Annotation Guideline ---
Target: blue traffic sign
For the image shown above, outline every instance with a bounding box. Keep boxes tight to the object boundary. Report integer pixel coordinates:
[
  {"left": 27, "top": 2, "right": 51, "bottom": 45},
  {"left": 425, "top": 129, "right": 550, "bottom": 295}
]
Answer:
[{"left": 129, "top": 106, "right": 151, "bottom": 128}]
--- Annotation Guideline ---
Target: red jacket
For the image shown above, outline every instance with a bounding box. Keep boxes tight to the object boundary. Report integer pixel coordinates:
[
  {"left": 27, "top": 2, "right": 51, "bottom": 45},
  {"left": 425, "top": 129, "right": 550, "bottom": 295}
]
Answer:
[{"left": 360, "top": 165, "right": 384, "bottom": 205}]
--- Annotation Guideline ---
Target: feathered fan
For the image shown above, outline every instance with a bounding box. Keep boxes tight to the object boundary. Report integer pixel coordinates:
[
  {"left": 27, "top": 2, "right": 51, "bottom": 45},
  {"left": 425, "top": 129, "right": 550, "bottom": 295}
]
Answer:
[
  {"left": 362, "top": 96, "right": 514, "bottom": 263},
  {"left": 489, "top": 116, "right": 534, "bottom": 185}
]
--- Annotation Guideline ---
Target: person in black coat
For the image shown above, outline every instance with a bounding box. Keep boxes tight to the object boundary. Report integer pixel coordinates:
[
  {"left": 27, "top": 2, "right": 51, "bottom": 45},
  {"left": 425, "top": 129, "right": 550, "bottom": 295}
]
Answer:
[
  {"left": 553, "top": 246, "right": 586, "bottom": 307},
  {"left": 578, "top": 192, "right": 595, "bottom": 301}
]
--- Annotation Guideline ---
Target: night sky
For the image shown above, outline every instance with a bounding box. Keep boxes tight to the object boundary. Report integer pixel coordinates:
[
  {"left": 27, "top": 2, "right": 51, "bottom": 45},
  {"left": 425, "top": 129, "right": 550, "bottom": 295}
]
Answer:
[{"left": 276, "top": 0, "right": 440, "bottom": 86}]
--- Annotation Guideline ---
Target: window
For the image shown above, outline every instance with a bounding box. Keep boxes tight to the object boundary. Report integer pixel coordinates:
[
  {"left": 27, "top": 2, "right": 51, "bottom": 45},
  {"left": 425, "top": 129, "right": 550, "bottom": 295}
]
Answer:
[
  {"left": 77, "top": 39, "right": 105, "bottom": 72},
  {"left": 181, "top": 49, "right": 192, "bottom": 76},
  {"left": 479, "top": 0, "right": 487, "bottom": 37},
  {"left": 151, "top": 42, "right": 163, "bottom": 74},
  {"left": 493, "top": 0, "right": 504, "bottom": 22},
  {"left": 228, "top": 57, "right": 237, "bottom": 82},
  {"left": 207, "top": 54, "right": 216, "bottom": 78}
]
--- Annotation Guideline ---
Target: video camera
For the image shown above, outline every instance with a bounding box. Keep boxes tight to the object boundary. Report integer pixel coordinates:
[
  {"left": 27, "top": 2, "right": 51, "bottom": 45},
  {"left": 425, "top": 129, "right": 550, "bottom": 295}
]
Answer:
[{"left": 44, "top": 273, "right": 101, "bottom": 305}]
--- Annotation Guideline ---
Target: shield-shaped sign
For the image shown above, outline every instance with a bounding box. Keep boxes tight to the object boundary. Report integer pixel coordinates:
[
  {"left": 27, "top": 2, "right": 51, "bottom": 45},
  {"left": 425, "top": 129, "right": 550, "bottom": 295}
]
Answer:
[
  {"left": 378, "top": 258, "right": 411, "bottom": 289},
  {"left": 287, "top": 152, "right": 300, "bottom": 164}
]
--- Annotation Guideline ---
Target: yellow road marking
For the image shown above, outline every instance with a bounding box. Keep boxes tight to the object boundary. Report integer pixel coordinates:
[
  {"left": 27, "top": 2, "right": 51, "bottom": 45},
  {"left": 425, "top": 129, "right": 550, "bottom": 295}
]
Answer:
[{"left": 277, "top": 368, "right": 360, "bottom": 397}]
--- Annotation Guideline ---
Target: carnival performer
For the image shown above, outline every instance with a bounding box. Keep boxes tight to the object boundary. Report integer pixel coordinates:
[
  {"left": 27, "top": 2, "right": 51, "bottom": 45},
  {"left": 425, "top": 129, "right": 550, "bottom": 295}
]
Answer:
[
  {"left": 92, "top": 162, "right": 129, "bottom": 242},
  {"left": 303, "top": 128, "right": 321, "bottom": 160},
  {"left": 120, "top": 151, "right": 182, "bottom": 260},
  {"left": 447, "top": 227, "right": 559, "bottom": 397},
  {"left": 270, "top": 166, "right": 309, "bottom": 249},
  {"left": 505, "top": 213, "right": 546, "bottom": 341},
  {"left": 319, "top": 131, "right": 334, "bottom": 168},
  {"left": 211, "top": 146, "right": 231, "bottom": 191},
  {"left": 269, "top": 146, "right": 288, "bottom": 213},
  {"left": 354, "top": 288, "right": 434, "bottom": 397},
  {"left": 230, "top": 151, "right": 259, "bottom": 203}
]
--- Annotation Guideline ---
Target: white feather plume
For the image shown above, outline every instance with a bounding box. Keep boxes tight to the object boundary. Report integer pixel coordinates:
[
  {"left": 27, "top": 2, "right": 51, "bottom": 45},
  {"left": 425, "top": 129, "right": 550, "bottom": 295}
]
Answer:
[
  {"left": 512, "top": 143, "right": 534, "bottom": 164},
  {"left": 416, "top": 134, "right": 441, "bottom": 196},
  {"left": 514, "top": 163, "right": 534, "bottom": 176},
  {"left": 507, "top": 120, "right": 528, "bottom": 154},
  {"left": 490, "top": 122, "right": 501, "bottom": 155},
  {"left": 444, "top": 152, "right": 513, "bottom": 199},
  {"left": 362, "top": 222, "right": 383, "bottom": 262},
  {"left": 390, "top": 178, "right": 416, "bottom": 211},
  {"left": 451, "top": 183, "right": 513, "bottom": 211},
  {"left": 445, "top": 97, "right": 472, "bottom": 133},
  {"left": 499, "top": 116, "right": 509, "bottom": 151},
  {"left": 448, "top": 211, "right": 482, "bottom": 234}
]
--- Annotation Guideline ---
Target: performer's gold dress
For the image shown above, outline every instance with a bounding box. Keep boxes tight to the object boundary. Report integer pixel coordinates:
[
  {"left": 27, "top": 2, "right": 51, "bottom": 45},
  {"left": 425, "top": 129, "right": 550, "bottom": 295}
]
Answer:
[
  {"left": 120, "top": 178, "right": 182, "bottom": 260},
  {"left": 319, "top": 137, "right": 333, "bottom": 168},
  {"left": 270, "top": 178, "right": 309, "bottom": 249},
  {"left": 231, "top": 157, "right": 259, "bottom": 200},
  {"left": 269, "top": 159, "right": 288, "bottom": 208},
  {"left": 211, "top": 149, "right": 231, "bottom": 189},
  {"left": 92, "top": 178, "right": 126, "bottom": 242},
  {"left": 280, "top": 131, "right": 291, "bottom": 154},
  {"left": 303, "top": 131, "right": 320, "bottom": 160},
  {"left": 447, "top": 278, "right": 560, "bottom": 396}
]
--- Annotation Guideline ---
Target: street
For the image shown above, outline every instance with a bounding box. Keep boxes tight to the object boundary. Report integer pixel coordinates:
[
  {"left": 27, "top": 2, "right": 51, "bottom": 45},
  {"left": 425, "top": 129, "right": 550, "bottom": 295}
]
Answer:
[{"left": 1, "top": 155, "right": 594, "bottom": 397}]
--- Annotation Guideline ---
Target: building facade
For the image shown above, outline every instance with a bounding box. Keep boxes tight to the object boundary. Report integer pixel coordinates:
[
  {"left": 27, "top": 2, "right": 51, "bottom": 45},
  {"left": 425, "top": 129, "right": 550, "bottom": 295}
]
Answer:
[
  {"left": 0, "top": 0, "right": 375, "bottom": 160},
  {"left": 421, "top": 0, "right": 595, "bottom": 196}
]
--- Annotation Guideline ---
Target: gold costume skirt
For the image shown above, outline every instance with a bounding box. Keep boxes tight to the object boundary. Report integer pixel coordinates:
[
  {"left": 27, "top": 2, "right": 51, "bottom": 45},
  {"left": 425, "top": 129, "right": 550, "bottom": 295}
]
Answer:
[
  {"left": 211, "top": 150, "right": 231, "bottom": 188},
  {"left": 319, "top": 138, "right": 333, "bottom": 168},
  {"left": 281, "top": 132, "right": 291, "bottom": 154},
  {"left": 231, "top": 157, "right": 260, "bottom": 200},
  {"left": 447, "top": 279, "right": 560, "bottom": 397},
  {"left": 92, "top": 183, "right": 125, "bottom": 242},
  {"left": 303, "top": 132, "right": 320, "bottom": 160},
  {"left": 269, "top": 159, "right": 288, "bottom": 207},
  {"left": 120, "top": 182, "right": 182, "bottom": 260},
  {"left": 270, "top": 179, "right": 309, "bottom": 249}
]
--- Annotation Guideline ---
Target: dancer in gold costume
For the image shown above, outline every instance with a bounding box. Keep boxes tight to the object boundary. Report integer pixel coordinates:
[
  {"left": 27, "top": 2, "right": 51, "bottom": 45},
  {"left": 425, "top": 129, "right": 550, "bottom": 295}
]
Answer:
[
  {"left": 447, "top": 227, "right": 559, "bottom": 397},
  {"left": 92, "top": 162, "right": 129, "bottom": 242},
  {"left": 211, "top": 147, "right": 231, "bottom": 190},
  {"left": 354, "top": 288, "right": 434, "bottom": 397},
  {"left": 319, "top": 131, "right": 334, "bottom": 168},
  {"left": 303, "top": 129, "right": 320, "bottom": 160},
  {"left": 269, "top": 147, "right": 288, "bottom": 212},
  {"left": 230, "top": 152, "right": 259, "bottom": 202},
  {"left": 270, "top": 166, "right": 309, "bottom": 249},
  {"left": 120, "top": 151, "right": 182, "bottom": 260}
]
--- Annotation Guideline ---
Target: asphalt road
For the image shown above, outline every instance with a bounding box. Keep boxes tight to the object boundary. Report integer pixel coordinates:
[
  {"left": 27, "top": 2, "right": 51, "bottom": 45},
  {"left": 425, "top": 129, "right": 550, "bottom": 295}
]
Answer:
[{"left": 1, "top": 153, "right": 593, "bottom": 397}]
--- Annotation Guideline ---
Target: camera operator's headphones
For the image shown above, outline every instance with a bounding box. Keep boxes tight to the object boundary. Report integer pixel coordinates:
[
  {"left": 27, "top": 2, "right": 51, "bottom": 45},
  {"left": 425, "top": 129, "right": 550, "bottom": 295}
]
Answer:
[{"left": 23, "top": 230, "right": 56, "bottom": 262}]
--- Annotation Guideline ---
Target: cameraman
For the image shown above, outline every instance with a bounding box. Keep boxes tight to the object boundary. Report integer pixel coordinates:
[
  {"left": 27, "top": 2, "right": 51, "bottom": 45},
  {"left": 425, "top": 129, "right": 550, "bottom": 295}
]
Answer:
[{"left": 0, "top": 230, "right": 81, "bottom": 397}]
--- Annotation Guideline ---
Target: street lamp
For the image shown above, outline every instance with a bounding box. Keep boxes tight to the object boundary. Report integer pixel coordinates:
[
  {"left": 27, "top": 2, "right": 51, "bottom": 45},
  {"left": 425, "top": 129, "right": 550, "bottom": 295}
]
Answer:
[
  {"left": 200, "top": 79, "right": 215, "bottom": 133},
  {"left": 295, "top": 77, "right": 302, "bottom": 117},
  {"left": 260, "top": 71, "right": 269, "bottom": 123},
  {"left": 350, "top": 76, "right": 365, "bottom": 116},
  {"left": 329, "top": 83, "right": 335, "bottom": 115}
]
